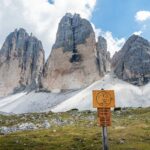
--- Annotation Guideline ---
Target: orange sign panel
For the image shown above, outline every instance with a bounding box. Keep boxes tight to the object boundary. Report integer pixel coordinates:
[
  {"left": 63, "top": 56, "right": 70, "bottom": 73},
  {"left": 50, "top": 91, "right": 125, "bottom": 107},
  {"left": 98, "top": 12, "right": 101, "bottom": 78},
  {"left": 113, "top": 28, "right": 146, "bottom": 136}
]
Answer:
[
  {"left": 98, "top": 108, "right": 111, "bottom": 126},
  {"left": 93, "top": 90, "right": 115, "bottom": 108}
]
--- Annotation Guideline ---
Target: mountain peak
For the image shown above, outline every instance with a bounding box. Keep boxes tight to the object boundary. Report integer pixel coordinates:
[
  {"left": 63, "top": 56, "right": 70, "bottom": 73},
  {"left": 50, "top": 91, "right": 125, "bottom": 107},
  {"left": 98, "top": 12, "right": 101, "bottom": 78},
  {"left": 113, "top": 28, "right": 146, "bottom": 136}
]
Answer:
[
  {"left": 52, "top": 13, "right": 94, "bottom": 51},
  {"left": 42, "top": 13, "right": 109, "bottom": 92},
  {"left": 0, "top": 28, "right": 45, "bottom": 96},
  {"left": 112, "top": 34, "right": 150, "bottom": 86},
  {"left": 64, "top": 13, "right": 80, "bottom": 18},
  {"left": 17, "top": 28, "right": 26, "bottom": 32},
  {"left": 123, "top": 34, "right": 150, "bottom": 49}
]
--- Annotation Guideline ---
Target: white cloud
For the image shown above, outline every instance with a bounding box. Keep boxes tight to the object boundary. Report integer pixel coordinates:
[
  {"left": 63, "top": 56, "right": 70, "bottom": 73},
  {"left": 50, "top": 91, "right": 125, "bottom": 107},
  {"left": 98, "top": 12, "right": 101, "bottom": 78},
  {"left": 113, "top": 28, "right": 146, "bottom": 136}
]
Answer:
[
  {"left": 133, "top": 30, "right": 143, "bottom": 36},
  {"left": 135, "top": 11, "right": 150, "bottom": 40},
  {"left": 94, "top": 28, "right": 125, "bottom": 57},
  {"left": 92, "top": 23, "right": 125, "bottom": 57},
  {"left": 103, "top": 32, "right": 125, "bottom": 57},
  {"left": 0, "top": 0, "right": 96, "bottom": 59},
  {"left": 91, "top": 23, "right": 102, "bottom": 42},
  {"left": 135, "top": 10, "right": 150, "bottom": 22}
]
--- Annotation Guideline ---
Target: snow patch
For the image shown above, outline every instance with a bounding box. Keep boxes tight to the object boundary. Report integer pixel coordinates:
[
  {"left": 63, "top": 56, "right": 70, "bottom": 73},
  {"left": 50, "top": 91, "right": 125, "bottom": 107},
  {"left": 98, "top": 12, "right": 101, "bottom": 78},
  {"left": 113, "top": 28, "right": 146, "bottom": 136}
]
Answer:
[
  {"left": 0, "top": 90, "right": 79, "bottom": 114},
  {"left": 51, "top": 74, "right": 150, "bottom": 112},
  {"left": 0, "top": 74, "right": 149, "bottom": 114}
]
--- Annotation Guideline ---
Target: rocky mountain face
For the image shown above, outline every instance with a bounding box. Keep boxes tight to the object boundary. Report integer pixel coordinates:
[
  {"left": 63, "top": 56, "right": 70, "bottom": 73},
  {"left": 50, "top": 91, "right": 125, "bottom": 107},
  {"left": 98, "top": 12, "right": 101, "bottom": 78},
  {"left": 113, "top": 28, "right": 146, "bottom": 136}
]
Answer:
[
  {"left": 0, "top": 28, "right": 45, "bottom": 96},
  {"left": 0, "top": 13, "right": 111, "bottom": 96},
  {"left": 42, "top": 13, "right": 110, "bottom": 92},
  {"left": 96, "top": 36, "right": 111, "bottom": 75},
  {"left": 112, "top": 35, "right": 150, "bottom": 86},
  {"left": 0, "top": 14, "right": 150, "bottom": 98}
]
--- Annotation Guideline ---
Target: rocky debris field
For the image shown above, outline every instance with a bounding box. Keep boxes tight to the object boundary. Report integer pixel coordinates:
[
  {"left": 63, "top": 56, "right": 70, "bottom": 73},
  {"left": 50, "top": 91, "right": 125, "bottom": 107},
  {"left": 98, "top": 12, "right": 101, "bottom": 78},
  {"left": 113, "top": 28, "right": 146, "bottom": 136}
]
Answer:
[
  {"left": 0, "top": 110, "right": 95, "bottom": 135},
  {"left": 0, "top": 108, "right": 150, "bottom": 150}
]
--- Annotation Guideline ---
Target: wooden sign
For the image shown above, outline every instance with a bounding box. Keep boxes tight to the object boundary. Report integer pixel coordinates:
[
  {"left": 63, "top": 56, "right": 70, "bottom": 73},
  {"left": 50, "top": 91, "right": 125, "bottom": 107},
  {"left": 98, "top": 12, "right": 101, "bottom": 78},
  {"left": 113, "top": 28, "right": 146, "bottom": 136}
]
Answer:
[
  {"left": 99, "top": 117, "right": 111, "bottom": 126},
  {"left": 93, "top": 90, "right": 115, "bottom": 108},
  {"left": 92, "top": 89, "right": 115, "bottom": 150},
  {"left": 97, "top": 108, "right": 111, "bottom": 117},
  {"left": 98, "top": 108, "right": 111, "bottom": 126}
]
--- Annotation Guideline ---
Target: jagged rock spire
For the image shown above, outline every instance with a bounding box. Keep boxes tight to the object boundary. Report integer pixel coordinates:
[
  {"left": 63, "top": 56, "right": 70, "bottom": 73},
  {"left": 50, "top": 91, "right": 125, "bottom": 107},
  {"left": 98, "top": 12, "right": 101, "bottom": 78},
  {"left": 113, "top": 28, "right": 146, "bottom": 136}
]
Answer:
[
  {"left": 42, "top": 13, "right": 110, "bottom": 92},
  {"left": 0, "top": 28, "right": 45, "bottom": 96},
  {"left": 112, "top": 35, "right": 150, "bottom": 85}
]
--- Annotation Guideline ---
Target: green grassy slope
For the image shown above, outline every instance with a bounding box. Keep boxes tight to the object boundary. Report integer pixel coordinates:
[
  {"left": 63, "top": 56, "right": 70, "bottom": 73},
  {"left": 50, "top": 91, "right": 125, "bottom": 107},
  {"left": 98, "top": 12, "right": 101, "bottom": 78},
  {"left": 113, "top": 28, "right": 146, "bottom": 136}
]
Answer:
[{"left": 0, "top": 108, "right": 150, "bottom": 150}]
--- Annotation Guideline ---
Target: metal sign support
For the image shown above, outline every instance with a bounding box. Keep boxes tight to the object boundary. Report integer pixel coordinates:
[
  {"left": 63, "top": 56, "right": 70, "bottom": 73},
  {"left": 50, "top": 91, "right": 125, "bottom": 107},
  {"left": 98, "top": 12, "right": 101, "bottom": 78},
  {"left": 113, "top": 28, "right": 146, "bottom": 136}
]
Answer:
[{"left": 102, "top": 126, "right": 109, "bottom": 150}]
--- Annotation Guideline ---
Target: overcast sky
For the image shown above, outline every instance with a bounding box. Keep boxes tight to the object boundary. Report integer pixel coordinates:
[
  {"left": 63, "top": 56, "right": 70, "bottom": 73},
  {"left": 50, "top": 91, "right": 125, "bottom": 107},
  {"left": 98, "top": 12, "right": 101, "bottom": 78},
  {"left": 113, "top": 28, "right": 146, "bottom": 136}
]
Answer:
[{"left": 0, "top": 0, "right": 150, "bottom": 59}]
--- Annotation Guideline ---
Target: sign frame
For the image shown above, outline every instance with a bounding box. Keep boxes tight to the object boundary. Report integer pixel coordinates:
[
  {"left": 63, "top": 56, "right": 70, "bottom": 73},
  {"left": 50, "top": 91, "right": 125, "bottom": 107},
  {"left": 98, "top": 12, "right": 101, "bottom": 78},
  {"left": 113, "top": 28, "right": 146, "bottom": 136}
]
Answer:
[{"left": 93, "top": 90, "right": 115, "bottom": 108}]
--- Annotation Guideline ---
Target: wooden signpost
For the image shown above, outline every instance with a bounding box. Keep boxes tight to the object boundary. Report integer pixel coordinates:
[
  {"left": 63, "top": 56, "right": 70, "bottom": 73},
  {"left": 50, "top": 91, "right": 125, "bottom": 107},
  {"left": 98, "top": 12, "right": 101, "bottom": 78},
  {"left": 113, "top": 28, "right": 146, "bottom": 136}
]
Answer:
[{"left": 93, "top": 89, "right": 115, "bottom": 150}]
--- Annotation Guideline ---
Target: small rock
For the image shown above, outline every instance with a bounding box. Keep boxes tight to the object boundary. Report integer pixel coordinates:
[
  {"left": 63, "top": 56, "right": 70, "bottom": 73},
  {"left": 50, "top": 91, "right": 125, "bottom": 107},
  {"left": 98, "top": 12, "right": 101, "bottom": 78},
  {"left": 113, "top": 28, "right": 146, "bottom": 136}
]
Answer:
[
  {"left": 42, "top": 120, "right": 51, "bottom": 129},
  {"left": 18, "top": 122, "right": 37, "bottom": 130},
  {"left": 119, "top": 138, "right": 125, "bottom": 144},
  {"left": 0, "top": 126, "right": 10, "bottom": 134}
]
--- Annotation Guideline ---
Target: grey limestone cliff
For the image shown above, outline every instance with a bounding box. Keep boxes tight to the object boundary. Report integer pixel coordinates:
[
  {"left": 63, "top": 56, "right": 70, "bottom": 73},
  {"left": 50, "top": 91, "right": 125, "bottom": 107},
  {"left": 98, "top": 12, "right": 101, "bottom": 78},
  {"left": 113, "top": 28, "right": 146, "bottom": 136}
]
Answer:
[
  {"left": 53, "top": 13, "right": 94, "bottom": 51},
  {"left": 0, "top": 28, "right": 45, "bottom": 96},
  {"left": 96, "top": 36, "right": 111, "bottom": 75},
  {"left": 112, "top": 35, "right": 150, "bottom": 85},
  {"left": 42, "top": 13, "right": 110, "bottom": 92}
]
